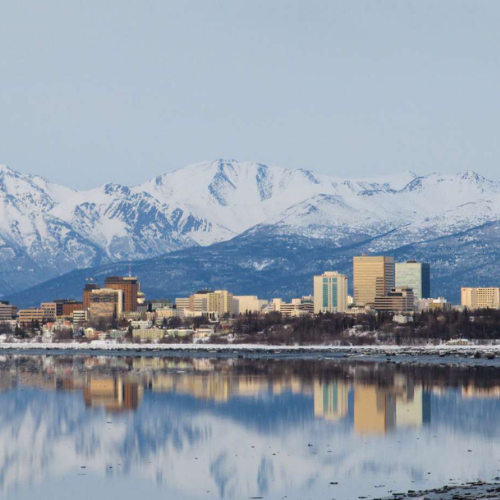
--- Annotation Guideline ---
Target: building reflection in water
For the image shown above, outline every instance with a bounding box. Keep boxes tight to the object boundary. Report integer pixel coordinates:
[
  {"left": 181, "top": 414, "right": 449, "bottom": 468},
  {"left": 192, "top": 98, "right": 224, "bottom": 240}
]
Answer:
[
  {"left": 313, "top": 380, "right": 348, "bottom": 421},
  {"left": 461, "top": 386, "right": 500, "bottom": 399},
  {"left": 353, "top": 382, "right": 431, "bottom": 434},
  {"left": 83, "top": 377, "right": 143, "bottom": 412},
  {"left": 7, "top": 355, "right": 500, "bottom": 436}
]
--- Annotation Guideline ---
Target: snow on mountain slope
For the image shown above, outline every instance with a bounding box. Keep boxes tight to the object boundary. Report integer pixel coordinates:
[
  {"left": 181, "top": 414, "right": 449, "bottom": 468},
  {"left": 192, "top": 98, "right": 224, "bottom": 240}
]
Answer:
[
  {"left": 247, "top": 170, "right": 500, "bottom": 249},
  {"left": 245, "top": 193, "right": 395, "bottom": 245},
  {"left": 2, "top": 158, "right": 500, "bottom": 298},
  {"left": 138, "top": 160, "right": 418, "bottom": 244}
]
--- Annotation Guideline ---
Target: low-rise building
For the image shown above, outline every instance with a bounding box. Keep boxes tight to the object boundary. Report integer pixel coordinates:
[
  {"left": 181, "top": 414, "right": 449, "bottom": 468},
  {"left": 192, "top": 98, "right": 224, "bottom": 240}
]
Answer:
[
  {"left": 110, "top": 329, "right": 128, "bottom": 339},
  {"left": 41, "top": 302, "right": 57, "bottom": 321},
  {"left": 84, "top": 327, "right": 96, "bottom": 339},
  {"left": 393, "top": 314, "right": 414, "bottom": 324},
  {"left": 156, "top": 306, "right": 178, "bottom": 319},
  {"left": 416, "top": 297, "right": 452, "bottom": 313},
  {"left": 18, "top": 308, "right": 45, "bottom": 325},
  {"left": 0, "top": 302, "right": 15, "bottom": 322},
  {"left": 461, "top": 287, "right": 500, "bottom": 310},
  {"left": 273, "top": 297, "right": 314, "bottom": 317},
  {"left": 193, "top": 327, "right": 215, "bottom": 340},
  {"left": 373, "top": 287, "right": 415, "bottom": 314},
  {"left": 346, "top": 304, "right": 375, "bottom": 315},
  {"left": 133, "top": 328, "right": 165, "bottom": 342},
  {"left": 120, "top": 311, "right": 142, "bottom": 321},
  {"left": 130, "top": 320, "right": 152, "bottom": 329},
  {"left": 54, "top": 299, "right": 84, "bottom": 318},
  {"left": 232, "top": 296, "right": 269, "bottom": 315},
  {"left": 166, "top": 328, "right": 194, "bottom": 337},
  {"left": 149, "top": 299, "right": 171, "bottom": 311},
  {"left": 72, "top": 310, "right": 88, "bottom": 325}
]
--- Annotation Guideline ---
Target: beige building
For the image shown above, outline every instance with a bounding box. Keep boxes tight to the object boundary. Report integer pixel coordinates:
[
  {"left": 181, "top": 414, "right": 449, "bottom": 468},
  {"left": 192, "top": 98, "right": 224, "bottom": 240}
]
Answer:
[
  {"left": 373, "top": 287, "right": 415, "bottom": 313},
  {"left": 156, "top": 307, "right": 178, "bottom": 319},
  {"left": 176, "top": 291, "right": 234, "bottom": 317},
  {"left": 232, "top": 296, "right": 268, "bottom": 315},
  {"left": 175, "top": 297, "right": 190, "bottom": 313},
  {"left": 191, "top": 292, "right": 209, "bottom": 313},
  {"left": 313, "top": 271, "right": 348, "bottom": 314},
  {"left": 18, "top": 308, "right": 45, "bottom": 325},
  {"left": 353, "top": 256, "right": 395, "bottom": 306},
  {"left": 461, "top": 287, "right": 500, "bottom": 310},
  {"left": 207, "top": 290, "right": 233, "bottom": 316},
  {"left": 273, "top": 297, "right": 314, "bottom": 317},
  {"left": 133, "top": 328, "right": 165, "bottom": 342},
  {"left": 72, "top": 310, "right": 88, "bottom": 325},
  {"left": 41, "top": 302, "right": 57, "bottom": 321}
]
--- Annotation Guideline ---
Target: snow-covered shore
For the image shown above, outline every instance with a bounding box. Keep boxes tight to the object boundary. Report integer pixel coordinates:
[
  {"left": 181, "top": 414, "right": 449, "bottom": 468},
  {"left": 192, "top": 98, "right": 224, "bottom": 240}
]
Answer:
[{"left": 0, "top": 341, "right": 500, "bottom": 359}]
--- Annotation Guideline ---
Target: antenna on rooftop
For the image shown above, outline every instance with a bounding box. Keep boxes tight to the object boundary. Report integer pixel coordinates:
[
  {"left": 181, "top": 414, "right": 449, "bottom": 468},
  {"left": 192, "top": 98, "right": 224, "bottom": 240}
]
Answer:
[{"left": 128, "top": 263, "right": 132, "bottom": 278}]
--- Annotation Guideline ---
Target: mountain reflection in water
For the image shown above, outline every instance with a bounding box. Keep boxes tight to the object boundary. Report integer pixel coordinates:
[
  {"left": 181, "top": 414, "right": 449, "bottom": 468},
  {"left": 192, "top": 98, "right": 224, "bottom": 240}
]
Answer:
[{"left": 1, "top": 355, "right": 500, "bottom": 500}]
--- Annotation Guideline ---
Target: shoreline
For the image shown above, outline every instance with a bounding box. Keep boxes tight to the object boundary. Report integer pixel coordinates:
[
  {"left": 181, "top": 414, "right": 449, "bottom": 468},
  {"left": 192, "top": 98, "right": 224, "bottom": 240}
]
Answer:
[
  {"left": 1, "top": 341, "right": 500, "bottom": 359},
  {"left": 381, "top": 481, "right": 500, "bottom": 499}
]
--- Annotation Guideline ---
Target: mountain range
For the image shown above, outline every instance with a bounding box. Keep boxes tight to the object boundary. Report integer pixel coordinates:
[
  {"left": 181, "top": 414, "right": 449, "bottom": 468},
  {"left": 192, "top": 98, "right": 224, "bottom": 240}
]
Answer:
[{"left": 2, "top": 159, "right": 500, "bottom": 306}]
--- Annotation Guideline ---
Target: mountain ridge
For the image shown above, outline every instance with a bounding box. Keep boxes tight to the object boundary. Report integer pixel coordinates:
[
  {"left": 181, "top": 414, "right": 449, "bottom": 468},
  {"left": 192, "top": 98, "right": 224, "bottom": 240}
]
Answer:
[{"left": 1, "top": 159, "right": 500, "bottom": 302}]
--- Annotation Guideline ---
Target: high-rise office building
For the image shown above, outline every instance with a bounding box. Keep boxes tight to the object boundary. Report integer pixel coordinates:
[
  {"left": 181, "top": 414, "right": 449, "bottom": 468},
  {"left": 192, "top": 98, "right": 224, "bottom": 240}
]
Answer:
[
  {"left": 353, "top": 256, "right": 395, "bottom": 306},
  {"left": 83, "top": 283, "right": 100, "bottom": 310},
  {"left": 313, "top": 272, "right": 348, "bottom": 314},
  {"left": 461, "top": 287, "right": 500, "bottom": 310},
  {"left": 395, "top": 261, "right": 430, "bottom": 300},
  {"left": 89, "top": 288, "right": 124, "bottom": 319},
  {"left": 104, "top": 276, "right": 139, "bottom": 312}
]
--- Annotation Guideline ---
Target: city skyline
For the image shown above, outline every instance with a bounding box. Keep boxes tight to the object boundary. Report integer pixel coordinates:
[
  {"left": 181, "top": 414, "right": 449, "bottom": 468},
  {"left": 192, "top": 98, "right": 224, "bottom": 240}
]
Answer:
[
  {"left": 1, "top": 3, "right": 498, "bottom": 500},
  {"left": 9, "top": 254, "right": 500, "bottom": 343}
]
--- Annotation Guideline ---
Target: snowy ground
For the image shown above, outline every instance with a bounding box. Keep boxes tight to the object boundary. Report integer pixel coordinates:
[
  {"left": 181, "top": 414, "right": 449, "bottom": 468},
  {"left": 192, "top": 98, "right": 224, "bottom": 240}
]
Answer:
[{"left": 0, "top": 341, "right": 500, "bottom": 359}]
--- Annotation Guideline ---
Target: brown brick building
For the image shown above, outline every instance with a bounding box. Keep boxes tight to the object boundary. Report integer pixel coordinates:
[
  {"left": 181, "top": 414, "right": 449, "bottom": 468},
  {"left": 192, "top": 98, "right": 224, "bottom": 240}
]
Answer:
[
  {"left": 104, "top": 276, "right": 139, "bottom": 312},
  {"left": 54, "top": 299, "right": 84, "bottom": 318},
  {"left": 83, "top": 283, "right": 100, "bottom": 310}
]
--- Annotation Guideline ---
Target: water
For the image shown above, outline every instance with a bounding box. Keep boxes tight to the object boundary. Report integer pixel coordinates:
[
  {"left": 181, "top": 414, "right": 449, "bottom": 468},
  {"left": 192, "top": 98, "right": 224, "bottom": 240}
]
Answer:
[{"left": 1, "top": 353, "right": 500, "bottom": 500}]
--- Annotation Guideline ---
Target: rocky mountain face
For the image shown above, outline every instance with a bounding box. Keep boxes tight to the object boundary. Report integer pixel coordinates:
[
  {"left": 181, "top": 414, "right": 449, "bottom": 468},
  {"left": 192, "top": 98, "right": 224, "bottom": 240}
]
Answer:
[{"left": 2, "top": 160, "right": 500, "bottom": 304}]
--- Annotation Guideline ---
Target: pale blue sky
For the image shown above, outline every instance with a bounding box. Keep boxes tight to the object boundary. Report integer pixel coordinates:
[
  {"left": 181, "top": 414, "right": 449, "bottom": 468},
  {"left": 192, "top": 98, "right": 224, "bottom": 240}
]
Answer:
[{"left": 1, "top": 1, "right": 499, "bottom": 189}]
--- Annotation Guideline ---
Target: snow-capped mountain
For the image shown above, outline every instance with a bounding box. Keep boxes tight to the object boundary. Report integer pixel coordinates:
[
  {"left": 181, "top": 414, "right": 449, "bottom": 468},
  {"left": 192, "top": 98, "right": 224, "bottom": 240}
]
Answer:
[{"left": 2, "top": 158, "right": 500, "bottom": 300}]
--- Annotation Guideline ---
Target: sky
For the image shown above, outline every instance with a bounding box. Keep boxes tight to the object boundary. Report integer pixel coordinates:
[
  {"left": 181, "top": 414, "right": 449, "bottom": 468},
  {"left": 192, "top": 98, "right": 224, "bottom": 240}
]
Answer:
[{"left": 1, "top": 0, "right": 500, "bottom": 189}]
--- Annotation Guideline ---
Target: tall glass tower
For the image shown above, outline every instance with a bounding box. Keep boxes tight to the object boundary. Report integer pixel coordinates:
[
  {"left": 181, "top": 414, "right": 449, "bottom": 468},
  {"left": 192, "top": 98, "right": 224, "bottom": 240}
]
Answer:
[{"left": 395, "top": 261, "right": 431, "bottom": 300}]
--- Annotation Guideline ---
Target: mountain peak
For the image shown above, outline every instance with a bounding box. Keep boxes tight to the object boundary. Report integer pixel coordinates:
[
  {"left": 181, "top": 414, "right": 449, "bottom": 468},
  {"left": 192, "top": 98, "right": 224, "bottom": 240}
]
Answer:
[
  {"left": 0, "top": 164, "right": 22, "bottom": 177},
  {"left": 457, "top": 170, "right": 486, "bottom": 181}
]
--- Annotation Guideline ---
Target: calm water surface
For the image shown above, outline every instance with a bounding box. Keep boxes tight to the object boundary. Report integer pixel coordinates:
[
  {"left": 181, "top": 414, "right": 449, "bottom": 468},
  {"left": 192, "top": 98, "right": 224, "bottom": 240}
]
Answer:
[{"left": 1, "top": 354, "right": 500, "bottom": 500}]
